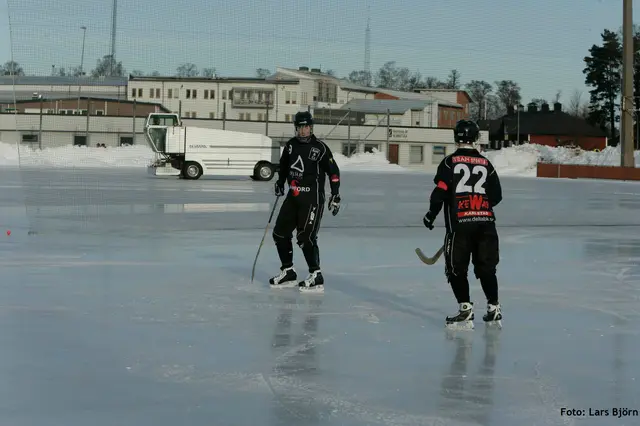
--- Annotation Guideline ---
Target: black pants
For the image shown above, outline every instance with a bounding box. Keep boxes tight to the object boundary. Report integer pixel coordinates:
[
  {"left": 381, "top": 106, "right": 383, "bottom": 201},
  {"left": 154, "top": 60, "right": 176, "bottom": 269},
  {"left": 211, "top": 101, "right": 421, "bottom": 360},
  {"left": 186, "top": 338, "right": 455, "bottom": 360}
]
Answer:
[
  {"left": 272, "top": 193, "right": 325, "bottom": 272},
  {"left": 444, "top": 224, "right": 499, "bottom": 305}
]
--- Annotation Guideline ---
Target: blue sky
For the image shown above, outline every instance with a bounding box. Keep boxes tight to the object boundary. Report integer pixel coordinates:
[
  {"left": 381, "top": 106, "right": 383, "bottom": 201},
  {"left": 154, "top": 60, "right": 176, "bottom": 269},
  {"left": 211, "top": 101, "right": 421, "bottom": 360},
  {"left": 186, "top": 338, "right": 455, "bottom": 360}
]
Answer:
[{"left": 0, "top": 0, "right": 636, "bottom": 104}]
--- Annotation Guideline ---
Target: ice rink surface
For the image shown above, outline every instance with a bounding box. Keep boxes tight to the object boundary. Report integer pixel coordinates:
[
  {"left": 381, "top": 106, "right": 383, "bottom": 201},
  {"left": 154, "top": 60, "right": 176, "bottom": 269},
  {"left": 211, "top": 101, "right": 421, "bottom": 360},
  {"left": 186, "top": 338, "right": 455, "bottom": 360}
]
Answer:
[{"left": 0, "top": 166, "right": 639, "bottom": 426}]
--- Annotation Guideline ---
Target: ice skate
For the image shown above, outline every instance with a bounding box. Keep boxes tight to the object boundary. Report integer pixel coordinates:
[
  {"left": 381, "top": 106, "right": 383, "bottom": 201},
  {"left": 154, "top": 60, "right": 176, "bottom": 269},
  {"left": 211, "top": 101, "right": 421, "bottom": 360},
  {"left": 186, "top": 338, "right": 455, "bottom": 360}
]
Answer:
[
  {"left": 483, "top": 303, "right": 502, "bottom": 328},
  {"left": 299, "top": 270, "right": 324, "bottom": 293},
  {"left": 269, "top": 266, "right": 298, "bottom": 288},
  {"left": 445, "top": 302, "right": 474, "bottom": 330}
]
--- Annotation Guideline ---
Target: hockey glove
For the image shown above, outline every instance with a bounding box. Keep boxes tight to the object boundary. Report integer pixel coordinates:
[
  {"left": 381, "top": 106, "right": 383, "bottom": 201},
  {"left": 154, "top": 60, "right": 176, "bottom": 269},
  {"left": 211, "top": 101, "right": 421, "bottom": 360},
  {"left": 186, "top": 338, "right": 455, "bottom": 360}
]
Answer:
[
  {"left": 423, "top": 211, "right": 436, "bottom": 230},
  {"left": 328, "top": 194, "right": 341, "bottom": 216},
  {"left": 274, "top": 181, "right": 285, "bottom": 197}
]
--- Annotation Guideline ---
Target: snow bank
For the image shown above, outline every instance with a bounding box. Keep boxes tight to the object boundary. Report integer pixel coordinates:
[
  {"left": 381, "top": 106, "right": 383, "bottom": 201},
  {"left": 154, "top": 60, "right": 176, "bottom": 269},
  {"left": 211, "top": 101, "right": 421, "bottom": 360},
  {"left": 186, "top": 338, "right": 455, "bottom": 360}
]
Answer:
[
  {"left": 0, "top": 142, "right": 408, "bottom": 172},
  {"left": 484, "top": 144, "right": 640, "bottom": 177}
]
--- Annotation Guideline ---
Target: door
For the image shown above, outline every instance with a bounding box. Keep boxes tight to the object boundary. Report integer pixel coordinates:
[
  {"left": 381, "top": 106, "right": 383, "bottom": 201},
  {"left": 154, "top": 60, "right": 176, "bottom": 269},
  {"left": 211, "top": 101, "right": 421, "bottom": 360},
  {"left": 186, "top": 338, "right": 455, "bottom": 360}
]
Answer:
[{"left": 388, "top": 144, "right": 399, "bottom": 164}]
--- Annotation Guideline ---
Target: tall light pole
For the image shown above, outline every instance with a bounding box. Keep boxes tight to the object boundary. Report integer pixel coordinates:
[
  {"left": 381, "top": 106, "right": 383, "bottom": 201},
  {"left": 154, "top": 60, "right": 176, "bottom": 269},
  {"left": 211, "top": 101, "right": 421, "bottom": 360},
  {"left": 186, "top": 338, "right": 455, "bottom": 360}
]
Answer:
[
  {"left": 80, "top": 26, "right": 87, "bottom": 76},
  {"left": 621, "top": 0, "right": 634, "bottom": 167}
]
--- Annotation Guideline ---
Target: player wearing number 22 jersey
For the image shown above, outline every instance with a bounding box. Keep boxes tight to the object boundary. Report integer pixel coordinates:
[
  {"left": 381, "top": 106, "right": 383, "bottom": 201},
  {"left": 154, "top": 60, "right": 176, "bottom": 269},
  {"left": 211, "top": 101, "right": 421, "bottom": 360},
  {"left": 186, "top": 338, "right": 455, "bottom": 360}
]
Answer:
[{"left": 422, "top": 119, "right": 503, "bottom": 329}]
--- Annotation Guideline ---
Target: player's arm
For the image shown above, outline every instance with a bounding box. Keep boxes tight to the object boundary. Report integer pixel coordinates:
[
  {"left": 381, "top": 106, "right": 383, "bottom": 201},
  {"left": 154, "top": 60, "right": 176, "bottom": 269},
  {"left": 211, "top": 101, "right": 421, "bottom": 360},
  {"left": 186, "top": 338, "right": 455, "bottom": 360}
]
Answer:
[
  {"left": 486, "top": 162, "right": 502, "bottom": 207},
  {"left": 277, "top": 142, "right": 290, "bottom": 187},
  {"left": 319, "top": 143, "right": 340, "bottom": 195},
  {"left": 423, "top": 157, "right": 452, "bottom": 229},
  {"left": 428, "top": 157, "right": 452, "bottom": 217}
]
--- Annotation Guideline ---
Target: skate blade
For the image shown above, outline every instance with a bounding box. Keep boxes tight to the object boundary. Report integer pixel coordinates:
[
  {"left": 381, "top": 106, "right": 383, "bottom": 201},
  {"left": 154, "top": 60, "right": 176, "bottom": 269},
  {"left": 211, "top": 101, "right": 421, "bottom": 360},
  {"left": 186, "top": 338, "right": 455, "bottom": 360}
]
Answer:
[
  {"left": 270, "top": 280, "right": 298, "bottom": 289},
  {"left": 299, "top": 285, "right": 324, "bottom": 294},
  {"left": 445, "top": 320, "right": 474, "bottom": 331}
]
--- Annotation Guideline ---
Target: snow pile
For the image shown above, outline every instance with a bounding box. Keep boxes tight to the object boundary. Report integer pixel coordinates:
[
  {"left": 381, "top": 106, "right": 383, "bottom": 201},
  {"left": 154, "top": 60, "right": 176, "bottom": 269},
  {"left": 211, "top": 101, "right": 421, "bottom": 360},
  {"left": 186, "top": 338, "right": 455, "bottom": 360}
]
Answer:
[
  {"left": 0, "top": 142, "right": 154, "bottom": 167},
  {"left": 0, "top": 142, "right": 408, "bottom": 172},
  {"left": 484, "top": 144, "right": 640, "bottom": 177}
]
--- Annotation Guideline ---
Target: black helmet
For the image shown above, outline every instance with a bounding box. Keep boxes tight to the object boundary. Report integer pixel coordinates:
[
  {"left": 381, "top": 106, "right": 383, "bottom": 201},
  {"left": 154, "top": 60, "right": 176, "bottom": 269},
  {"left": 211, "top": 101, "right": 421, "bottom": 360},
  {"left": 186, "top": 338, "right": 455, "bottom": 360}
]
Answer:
[
  {"left": 454, "top": 120, "right": 480, "bottom": 143},
  {"left": 294, "top": 111, "right": 313, "bottom": 128}
]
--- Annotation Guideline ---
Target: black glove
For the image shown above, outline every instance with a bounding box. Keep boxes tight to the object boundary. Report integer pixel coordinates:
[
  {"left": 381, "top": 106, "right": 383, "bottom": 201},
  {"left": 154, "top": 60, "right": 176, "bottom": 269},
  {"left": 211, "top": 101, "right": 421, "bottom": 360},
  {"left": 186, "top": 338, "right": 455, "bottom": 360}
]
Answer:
[
  {"left": 423, "top": 211, "right": 436, "bottom": 230},
  {"left": 274, "top": 181, "right": 284, "bottom": 196},
  {"left": 328, "top": 194, "right": 341, "bottom": 216}
]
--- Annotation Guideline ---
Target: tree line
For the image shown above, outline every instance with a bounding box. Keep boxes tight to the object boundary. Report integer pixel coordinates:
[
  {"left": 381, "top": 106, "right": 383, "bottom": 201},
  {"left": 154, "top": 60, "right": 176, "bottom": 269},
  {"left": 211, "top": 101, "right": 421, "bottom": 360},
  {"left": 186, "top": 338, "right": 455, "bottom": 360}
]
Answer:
[
  {"left": 1, "top": 33, "right": 622, "bottom": 132},
  {"left": 582, "top": 25, "right": 640, "bottom": 144}
]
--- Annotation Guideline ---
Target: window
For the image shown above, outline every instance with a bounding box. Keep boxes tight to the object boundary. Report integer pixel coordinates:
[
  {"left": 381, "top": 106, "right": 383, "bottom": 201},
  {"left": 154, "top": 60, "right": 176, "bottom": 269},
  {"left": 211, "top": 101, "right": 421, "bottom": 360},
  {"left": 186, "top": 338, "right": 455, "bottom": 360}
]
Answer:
[
  {"left": 190, "top": 111, "right": 197, "bottom": 118},
  {"left": 285, "top": 114, "right": 291, "bottom": 122},
  {"left": 119, "top": 136, "right": 133, "bottom": 146},
  {"left": 173, "top": 89, "right": 178, "bottom": 98},
  {"left": 21, "top": 134, "right": 38, "bottom": 144},
  {"left": 155, "top": 88, "right": 160, "bottom": 98},
  {"left": 138, "top": 88, "right": 142, "bottom": 97},
  {"left": 192, "top": 90, "right": 197, "bottom": 99},
  {"left": 149, "top": 88, "right": 154, "bottom": 98},
  {"left": 73, "top": 135, "right": 87, "bottom": 146},
  {"left": 364, "top": 143, "right": 379, "bottom": 153},
  {"left": 131, "top": 88, "right": 136, "bottom": 97},
  {"left": 186, "top": 89, "right": 191, "bottom": 99},
  {"left": 209, "top": 112, "right": 215, "bottom": 119},
  {"left": 257, "top": 113, "right": 264, "bottom": 121},
  {"left": 222, "top": 90, "right": 228, "bottom": 100},
  {"left": 432, "top": 145, "right": 446, "bottom": 164},
  {"left": 342, "top": 143, "right": 357, "bottom": 157},
  {"left": 209, "top": 90, "right": 215, "bottom": 99},
  {"left": 302, "top": 92, "right": 308, "bottom": 105},
  {"left": 168, "top": 88, "right": 173, "bottom": 98},
  {"left": 94, "top": 110, "right": 104, "bottom": 116},
  {"left": 409, "top": 145, "right": 423, "bottom": 164},
  {"left": 204, "top": 90, "right": 209, "bottom": 99}
]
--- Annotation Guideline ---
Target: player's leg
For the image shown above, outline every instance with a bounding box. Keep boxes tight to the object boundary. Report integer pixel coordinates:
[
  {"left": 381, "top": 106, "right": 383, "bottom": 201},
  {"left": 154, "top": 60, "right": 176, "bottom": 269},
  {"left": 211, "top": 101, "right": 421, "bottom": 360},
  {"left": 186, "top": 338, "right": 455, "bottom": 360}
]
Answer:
[
  {"left": 270, "top": 195, "right": 298, "bottom": 287},
  {"left": 296, "top": 198, "right": 325, "bottom": 292},
  {"left": 472, "top": 224, "right": 502, "bottom": 322},
  {"left": 443, "top": 231, "right": 474, "bottom": 327}
]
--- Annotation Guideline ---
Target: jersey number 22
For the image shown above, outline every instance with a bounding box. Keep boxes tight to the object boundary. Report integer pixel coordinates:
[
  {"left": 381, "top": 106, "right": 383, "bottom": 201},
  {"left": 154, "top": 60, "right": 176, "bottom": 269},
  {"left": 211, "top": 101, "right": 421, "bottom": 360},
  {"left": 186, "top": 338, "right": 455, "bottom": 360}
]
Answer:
[{"left": 454, "top": 163, "right": 487, "bottom": 194}]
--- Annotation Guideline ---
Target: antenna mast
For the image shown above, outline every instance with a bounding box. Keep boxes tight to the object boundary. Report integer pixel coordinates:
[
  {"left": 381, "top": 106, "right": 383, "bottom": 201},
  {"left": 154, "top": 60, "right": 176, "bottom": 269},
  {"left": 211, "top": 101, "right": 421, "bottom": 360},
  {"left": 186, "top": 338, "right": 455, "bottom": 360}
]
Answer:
[{"left": 364, "top": 6, "right": 371, "bottom": 86}]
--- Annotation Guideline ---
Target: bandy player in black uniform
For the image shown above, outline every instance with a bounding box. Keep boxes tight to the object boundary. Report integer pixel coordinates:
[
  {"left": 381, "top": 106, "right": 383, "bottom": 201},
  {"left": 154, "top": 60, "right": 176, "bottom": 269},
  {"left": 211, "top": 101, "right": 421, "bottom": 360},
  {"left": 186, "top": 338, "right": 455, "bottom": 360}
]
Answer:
[
  {"left": 269, "top": 111, "right": 341, "bottom": 293},
  {"left": 423, "top": 120, "right": 503, "bottom": 328}
]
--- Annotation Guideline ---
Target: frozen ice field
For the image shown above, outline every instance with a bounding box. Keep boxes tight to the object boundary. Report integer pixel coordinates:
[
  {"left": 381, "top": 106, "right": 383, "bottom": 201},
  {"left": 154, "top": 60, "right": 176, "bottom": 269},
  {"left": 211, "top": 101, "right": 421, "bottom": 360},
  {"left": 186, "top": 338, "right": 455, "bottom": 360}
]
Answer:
[{"left": 0, "top": 165, "right": 639, "bottom": 426}]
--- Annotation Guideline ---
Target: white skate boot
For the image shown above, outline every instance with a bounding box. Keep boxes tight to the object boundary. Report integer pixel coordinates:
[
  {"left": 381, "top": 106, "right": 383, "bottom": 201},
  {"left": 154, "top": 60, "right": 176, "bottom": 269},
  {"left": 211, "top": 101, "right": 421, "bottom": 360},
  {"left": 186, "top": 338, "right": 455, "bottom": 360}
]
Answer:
[
  {"left": 269, "top": 266, "right": 298, "bottom": 288},
  {"left": 483, "top": 303, "right": 502, "bottom": 328},
  {"left": 445, "top": 302, "right": 474, "bottom": 330},
  {"left": 299, "top": 270, "right": 324, "bottom": 293}
]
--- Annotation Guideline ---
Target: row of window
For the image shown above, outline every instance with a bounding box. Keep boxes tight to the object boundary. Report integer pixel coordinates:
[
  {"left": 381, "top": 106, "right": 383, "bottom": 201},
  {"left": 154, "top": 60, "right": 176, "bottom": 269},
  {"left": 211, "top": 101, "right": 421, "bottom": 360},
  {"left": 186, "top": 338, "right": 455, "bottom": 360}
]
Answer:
[
  {"left": 20, "top": 134, "right": 134, "bottom": 147},
  {"left": 410, "top": 144, "right": 447, "bottom": 164},
  {"left": 132, "top": 87, "right": 300, "bottom": 104},
  {"left": 339, "top": 142, "right": 447, "bottom": 165},
  {"left": 180, "top": 112, "right": 296, "bottom": 121}
]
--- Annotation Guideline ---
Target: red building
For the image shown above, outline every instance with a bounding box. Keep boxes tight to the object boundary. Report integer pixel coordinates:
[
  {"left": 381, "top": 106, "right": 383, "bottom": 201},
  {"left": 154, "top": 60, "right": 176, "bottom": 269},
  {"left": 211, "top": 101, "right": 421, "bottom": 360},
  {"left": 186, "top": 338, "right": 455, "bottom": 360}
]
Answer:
[{"left": 482, "top": 102, "right": 607, "bottom": 150}]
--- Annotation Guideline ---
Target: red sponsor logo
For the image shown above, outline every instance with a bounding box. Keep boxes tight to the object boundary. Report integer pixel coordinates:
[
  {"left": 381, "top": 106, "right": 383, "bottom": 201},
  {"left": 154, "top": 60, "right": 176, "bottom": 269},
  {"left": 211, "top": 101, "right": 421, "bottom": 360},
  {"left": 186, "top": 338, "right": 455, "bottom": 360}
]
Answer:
[
  {"left": 437, "top": 180, "right": 448, "bottom": 191},
  {"left": 457, "top": 211, "right": 493, "bottom": 218},
  {"left": 457, "top": 194, "right": 491, "bottom": 218},
  {"left": 452, "top": 155, "right": 488, "bottom": 165},
  {"left": 290, "top": 180, "right": 311, "bottom": 196},
  {"left": 330, "top": 174, "right": 340, "bottom": 183}
]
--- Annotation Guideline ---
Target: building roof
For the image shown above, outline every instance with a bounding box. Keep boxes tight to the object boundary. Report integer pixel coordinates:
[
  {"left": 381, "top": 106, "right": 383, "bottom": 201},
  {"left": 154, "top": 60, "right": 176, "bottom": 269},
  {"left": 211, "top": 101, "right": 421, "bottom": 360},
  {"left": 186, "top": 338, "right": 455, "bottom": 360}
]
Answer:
[
  {"left": 2, "top": 95, "right": 167, "bottom": 108},
  {"left": 128, "top": 75, "right": 300, "bottom": 85},
  {"left": 338, "top": 79, "right": 462, "bottom": 108},
  {"left": 341, "top": 99, "right": 436, "bottom": 114},
  {"left": 0, "top": 75, "right": 128, "bottom": 86},
  {"left": 275, "top": 67, "right": 337, "bottom": 81},
  {"left": 414, "top": 87, "right": 473, "bottom": 103},
  {"left": 0, "top": 90, "right": 126, "bottom": 103}
]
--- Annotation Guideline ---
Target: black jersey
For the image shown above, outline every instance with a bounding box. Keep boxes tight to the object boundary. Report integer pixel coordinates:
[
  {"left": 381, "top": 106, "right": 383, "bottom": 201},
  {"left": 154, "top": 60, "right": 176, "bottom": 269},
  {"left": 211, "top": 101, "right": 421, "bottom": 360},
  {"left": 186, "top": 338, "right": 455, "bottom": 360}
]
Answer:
[
  {"left": 428, "top": 147, "right": 502, "bottom": 232},
  {"left": 277, "top": 135, "right": 340, "bottom": 202}
]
